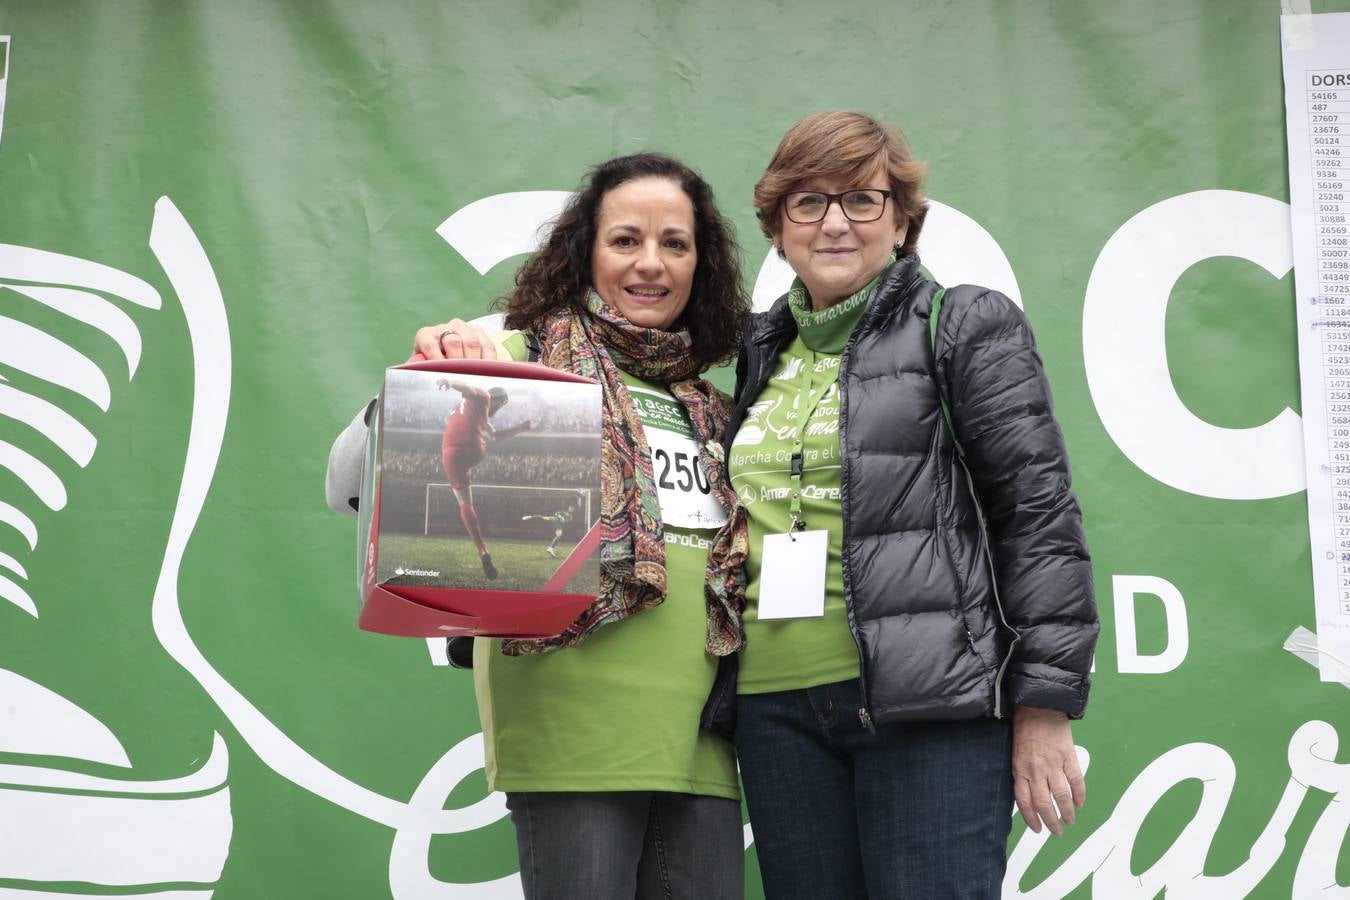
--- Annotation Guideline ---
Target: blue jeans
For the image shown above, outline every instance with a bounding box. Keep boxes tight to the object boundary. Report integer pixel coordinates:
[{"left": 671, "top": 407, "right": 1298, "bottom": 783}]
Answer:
[
  {"left": 505, "top": 791, "right": 744, "bottom": 900},
  {"left": 736, "top": 678, "right": 1013, "bottom": 900}
]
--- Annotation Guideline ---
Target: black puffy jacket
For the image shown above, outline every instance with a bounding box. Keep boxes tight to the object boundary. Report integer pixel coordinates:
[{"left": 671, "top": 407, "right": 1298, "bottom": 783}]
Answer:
[{"left": 701, "top": 255, "right": 1098, "bottom": 732}]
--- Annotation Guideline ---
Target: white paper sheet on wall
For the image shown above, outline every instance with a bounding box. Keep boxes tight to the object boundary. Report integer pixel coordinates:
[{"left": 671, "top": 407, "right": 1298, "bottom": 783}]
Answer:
[
  {"left": 1282, "top": 11, "right": 1350, "bottom": 683},
  {"left": 0, "top": 37, "right": 10, "bottom": 152}
]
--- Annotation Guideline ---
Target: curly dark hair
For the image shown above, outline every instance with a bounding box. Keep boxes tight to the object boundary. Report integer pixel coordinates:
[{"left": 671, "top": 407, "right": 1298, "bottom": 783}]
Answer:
[{"left": 499, "top": 153, "right": 748, "bottom": 371}]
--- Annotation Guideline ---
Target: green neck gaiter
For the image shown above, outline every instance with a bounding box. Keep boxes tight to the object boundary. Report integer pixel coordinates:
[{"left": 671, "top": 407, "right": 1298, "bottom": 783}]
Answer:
[{"left": 786, "top": 256, "right": 893, "bottom": 354}]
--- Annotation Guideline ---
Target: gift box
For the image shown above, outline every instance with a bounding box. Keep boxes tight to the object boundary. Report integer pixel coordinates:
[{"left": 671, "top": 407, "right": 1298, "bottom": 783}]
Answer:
[{"left": 356, "top": 359, "right": 602, "bottom": 638}]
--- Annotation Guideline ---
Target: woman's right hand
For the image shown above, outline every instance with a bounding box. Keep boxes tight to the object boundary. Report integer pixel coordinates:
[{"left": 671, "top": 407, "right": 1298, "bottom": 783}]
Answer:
[{"left": 407, "top": 319, "right": 497, "bottom": 362}]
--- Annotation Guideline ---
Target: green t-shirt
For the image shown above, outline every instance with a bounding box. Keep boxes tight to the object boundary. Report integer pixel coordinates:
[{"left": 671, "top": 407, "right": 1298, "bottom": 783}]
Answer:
[
  {"left": 474, "top": 357, "right": 737, "bottom": 798},
  {"left": 728, "top": 276, "right": 881, "bottom": 694}
]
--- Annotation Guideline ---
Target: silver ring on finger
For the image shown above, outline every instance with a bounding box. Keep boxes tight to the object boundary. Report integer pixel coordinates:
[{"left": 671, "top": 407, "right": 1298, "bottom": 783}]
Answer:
[{"left": 438, "top": 328, "right": 456, "bottom": 342}]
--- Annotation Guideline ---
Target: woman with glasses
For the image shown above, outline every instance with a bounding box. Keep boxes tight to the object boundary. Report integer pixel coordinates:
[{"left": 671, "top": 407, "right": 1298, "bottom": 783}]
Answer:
[{"left": 708, "top": 111, "right": 1099, "bottom": 898}]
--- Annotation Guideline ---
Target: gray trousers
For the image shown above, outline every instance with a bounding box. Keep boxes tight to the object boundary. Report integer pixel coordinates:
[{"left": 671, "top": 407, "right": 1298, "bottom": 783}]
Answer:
[{"left": 505, "top": 791, "right": 744, "bottom": 900}]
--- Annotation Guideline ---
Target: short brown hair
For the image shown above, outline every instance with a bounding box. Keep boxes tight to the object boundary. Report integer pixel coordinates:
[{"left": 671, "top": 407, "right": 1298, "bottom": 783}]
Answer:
[{"left": 753, "top": 111, "right": 928, "bottom": 256}]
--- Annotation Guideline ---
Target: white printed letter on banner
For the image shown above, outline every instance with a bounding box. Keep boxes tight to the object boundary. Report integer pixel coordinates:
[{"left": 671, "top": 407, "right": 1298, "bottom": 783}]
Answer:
[
  {"left": 1113, "top": 574, "right": 1190, "bottom": 675},
  {"left": 1083, "top": 190, "right": 1302, "bottom": 500}
]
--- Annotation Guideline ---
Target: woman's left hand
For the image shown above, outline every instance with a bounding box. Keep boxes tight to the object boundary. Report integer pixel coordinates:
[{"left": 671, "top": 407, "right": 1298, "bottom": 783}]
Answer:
[{"left": 1011, "top": 704, "right": 1084, "bottom": 836}]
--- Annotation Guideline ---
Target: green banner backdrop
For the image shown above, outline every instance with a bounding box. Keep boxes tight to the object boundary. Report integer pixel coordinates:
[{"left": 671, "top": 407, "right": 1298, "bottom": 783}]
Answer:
[{"left": 1, "top": 1, "right": 1346, "bottom": 897}]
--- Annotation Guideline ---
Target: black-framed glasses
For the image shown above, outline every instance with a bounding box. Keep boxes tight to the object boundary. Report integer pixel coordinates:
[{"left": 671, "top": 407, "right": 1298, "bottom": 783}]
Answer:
[{"left": 782, "top": 189, "right": 893, "bottom": 224}]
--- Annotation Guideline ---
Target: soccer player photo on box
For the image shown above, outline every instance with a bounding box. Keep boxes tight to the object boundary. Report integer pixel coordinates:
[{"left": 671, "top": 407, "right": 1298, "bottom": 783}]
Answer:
[{"left": 374, "top": 367, "right": 601, "bottom": 595}]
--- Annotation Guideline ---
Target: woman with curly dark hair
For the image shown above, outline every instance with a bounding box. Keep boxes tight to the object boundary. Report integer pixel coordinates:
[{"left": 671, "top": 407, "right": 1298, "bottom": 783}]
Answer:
[
  {"left": 378, "top": 152, "right": 752, "bottom": 899},
  {"left": 491, "top": 153, "right": 746, "bottom": 371}
]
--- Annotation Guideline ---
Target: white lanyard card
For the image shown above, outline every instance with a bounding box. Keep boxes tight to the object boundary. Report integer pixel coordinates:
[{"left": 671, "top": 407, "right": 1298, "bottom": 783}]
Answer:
[{"left": 757, "top": 529, "right": 828, "bottom": 619}]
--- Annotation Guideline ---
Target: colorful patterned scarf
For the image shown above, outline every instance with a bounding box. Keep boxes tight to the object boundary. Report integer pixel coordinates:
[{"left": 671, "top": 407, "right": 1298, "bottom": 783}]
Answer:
[{"left": 501, "top": 294, "right": 748, "bottom": 656}]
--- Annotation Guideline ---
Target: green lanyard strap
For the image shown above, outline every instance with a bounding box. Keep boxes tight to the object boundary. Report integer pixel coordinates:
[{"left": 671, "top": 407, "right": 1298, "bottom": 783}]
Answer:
[
  {"left": 928, "top": 287, "right": 952, "bottom": 434},
  {"left": 787, "top": 348, "right": 840, "bottom": 532}
]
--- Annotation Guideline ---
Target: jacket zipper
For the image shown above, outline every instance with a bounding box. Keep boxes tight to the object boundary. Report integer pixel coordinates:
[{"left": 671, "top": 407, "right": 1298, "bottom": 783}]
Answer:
[
  {"left": 837, "top": 360, "right": 877, "bottom": 733},
  {"left": 837, "top": 296, "right": 880, "bottom": 734}
]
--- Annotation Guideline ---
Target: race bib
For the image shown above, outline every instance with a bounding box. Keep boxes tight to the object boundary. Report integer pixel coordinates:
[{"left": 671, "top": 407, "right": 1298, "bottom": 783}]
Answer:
[{"left": 630, "top": 386, "right": 729, "bottom": 530}]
